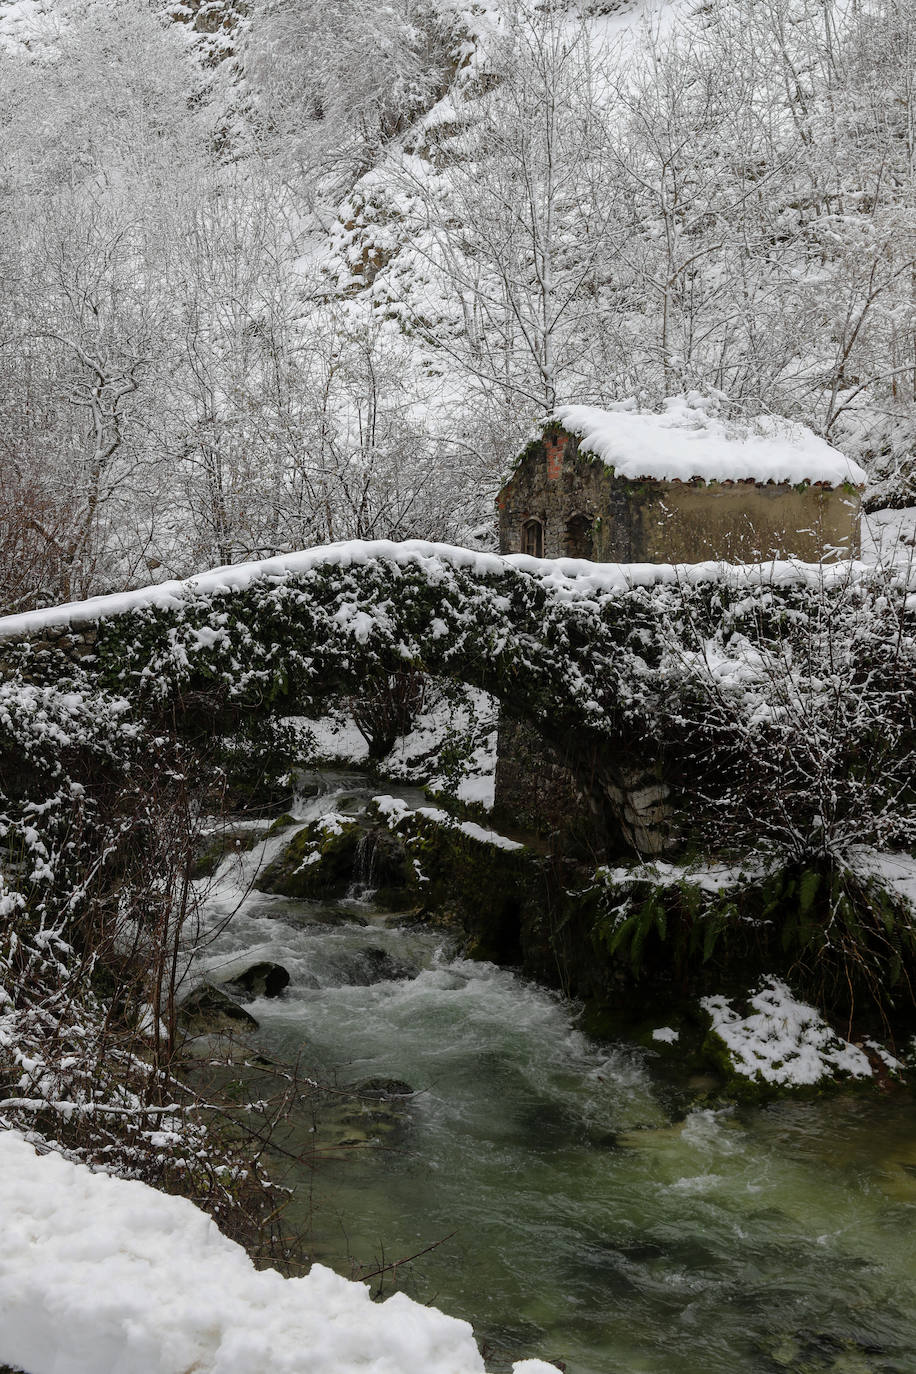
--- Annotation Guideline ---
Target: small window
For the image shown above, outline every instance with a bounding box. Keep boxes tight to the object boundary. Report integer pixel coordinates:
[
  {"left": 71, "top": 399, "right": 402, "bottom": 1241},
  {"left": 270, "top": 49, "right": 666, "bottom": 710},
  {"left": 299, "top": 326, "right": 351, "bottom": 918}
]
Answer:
[
  {"left": 522, "top": 519, "right": 544, "bottom": 558},
  {"left": 564, "top": 513, "right": 593, "bottom": 559}
]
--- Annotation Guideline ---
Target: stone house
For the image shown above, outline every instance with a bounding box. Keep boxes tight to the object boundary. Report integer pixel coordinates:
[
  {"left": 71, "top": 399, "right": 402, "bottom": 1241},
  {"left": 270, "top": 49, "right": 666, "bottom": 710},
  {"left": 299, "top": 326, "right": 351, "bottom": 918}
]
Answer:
[
  {"left": 494, "top": 396, "right": 868, "bottom": 854},
  {"left": 498, "top": 396, "right": 866, "bottom": 565}
]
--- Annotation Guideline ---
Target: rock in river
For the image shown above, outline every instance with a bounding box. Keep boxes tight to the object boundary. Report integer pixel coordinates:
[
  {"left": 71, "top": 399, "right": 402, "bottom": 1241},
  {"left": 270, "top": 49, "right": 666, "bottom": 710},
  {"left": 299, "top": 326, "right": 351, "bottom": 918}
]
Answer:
[
  {"left": 223, "top": 961, "right": 291, "bottom": 1000},
  {"left": 178, "top": 982, "right": 259, "bottom": 1034}
]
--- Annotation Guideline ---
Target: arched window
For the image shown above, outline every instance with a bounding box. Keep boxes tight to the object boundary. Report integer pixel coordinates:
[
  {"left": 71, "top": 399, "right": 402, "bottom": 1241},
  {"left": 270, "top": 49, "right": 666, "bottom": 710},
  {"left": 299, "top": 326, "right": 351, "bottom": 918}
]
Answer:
[
  {"left": 522, "top": 519, "right": 544, "bottom": 558},
  {"left": 564, "top": 513, "right": 593, "bottom": 559}
]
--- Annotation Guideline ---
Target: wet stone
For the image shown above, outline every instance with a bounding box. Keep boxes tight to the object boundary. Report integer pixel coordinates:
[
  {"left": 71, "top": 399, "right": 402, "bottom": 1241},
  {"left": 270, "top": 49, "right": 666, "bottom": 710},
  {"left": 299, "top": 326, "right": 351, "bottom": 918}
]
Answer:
[
  {"left": 335, "top": 946, "right": 419, "bottom": 986},
  {"left": 223, "top": 961, "right": 290, "bottom": 1000},
  {"left": 354, "top": 1077, "right": 415, "bottom": 1098},
  {"left": 178, "top": 982, "right": 259, "bottom": 1034}
]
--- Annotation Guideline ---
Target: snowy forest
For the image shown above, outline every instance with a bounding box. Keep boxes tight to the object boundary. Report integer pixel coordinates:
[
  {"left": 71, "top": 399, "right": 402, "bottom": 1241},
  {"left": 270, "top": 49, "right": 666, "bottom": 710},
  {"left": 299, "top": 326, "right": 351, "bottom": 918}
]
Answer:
[
  {"left": 1, "top": 0, "right": 915, "bottom": 612},
  {"left": 2, "top": 2, "right": 916, "bottom": 1374}
]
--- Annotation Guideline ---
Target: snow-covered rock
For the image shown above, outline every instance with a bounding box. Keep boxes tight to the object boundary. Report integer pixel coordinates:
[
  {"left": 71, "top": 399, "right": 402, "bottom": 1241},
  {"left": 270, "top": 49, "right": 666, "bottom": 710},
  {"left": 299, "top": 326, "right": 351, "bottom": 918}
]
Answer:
[{"left": 701, "top": 977, "right": 872, "bottom": 1088}]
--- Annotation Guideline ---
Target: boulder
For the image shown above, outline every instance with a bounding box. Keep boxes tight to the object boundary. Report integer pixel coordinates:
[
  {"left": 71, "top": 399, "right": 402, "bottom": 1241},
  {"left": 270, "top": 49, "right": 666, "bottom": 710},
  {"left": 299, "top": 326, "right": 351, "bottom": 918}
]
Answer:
[
  {"left": 224, "top": 961, "right": 291, "bottom": 1000},
  {"left": 336, "top": 946, "right": 419, "bottom": 986},
  {"left": 321, "top": 1077, "right": 416, "bottom": 1144},
  {"left": 354, "top": 1077, "right": 415, "bottom": 1098},
  {"left": 256, "top": 818, "right": 363, "bottom": 898},
  {"left": 178, "top": 982, "right": 259, "bottom": 1034},
  {"left": 256, "top": 816, "right": 417, "bottom": 906}
]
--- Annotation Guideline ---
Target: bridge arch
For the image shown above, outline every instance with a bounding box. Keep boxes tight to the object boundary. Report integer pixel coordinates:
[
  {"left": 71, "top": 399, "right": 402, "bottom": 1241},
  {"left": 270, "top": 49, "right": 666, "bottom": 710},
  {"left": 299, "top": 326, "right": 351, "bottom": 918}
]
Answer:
[
  {"left": 0, "top": 538, "right": 858, "bottom": 857},
  {"left": 0, "top": 542, "right": 685, "bottom": 853}
]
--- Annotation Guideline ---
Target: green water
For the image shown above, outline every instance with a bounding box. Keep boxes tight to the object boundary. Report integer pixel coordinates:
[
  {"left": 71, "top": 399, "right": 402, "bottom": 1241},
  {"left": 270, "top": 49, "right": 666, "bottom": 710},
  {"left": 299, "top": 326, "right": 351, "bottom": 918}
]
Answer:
[{"left": 198, "top": 779, "right": 916, "bottom": 1374}]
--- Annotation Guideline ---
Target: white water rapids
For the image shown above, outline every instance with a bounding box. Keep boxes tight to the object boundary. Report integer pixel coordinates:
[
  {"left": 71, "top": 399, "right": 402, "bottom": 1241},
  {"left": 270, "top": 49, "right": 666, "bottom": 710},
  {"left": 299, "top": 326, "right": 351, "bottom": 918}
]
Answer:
[{"left": 189, "top": 774, "right": 916, "bottom": 1374}]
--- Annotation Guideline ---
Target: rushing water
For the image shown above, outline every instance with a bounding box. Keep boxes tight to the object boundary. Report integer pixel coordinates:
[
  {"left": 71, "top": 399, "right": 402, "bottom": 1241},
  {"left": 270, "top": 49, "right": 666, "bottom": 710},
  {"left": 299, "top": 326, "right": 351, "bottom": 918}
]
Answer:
[{"left": 194, "top": 775, "right": 916, "bottom": 1374}]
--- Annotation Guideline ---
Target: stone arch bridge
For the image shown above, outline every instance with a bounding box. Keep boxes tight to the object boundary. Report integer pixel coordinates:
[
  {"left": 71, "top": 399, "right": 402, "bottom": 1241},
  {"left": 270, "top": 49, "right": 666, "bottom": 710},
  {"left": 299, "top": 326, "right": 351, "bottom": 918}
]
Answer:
[{"left": 0, "top": 540, "right": 867, "bottom": 855}]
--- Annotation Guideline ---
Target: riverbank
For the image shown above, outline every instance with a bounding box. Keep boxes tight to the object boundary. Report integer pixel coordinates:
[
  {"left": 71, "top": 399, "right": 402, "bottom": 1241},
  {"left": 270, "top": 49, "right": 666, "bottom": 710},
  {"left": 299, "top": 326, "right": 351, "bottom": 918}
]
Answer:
[
  {"left": 178, "top": 767, "right": 916, "bottom": 1374},
  {"left": 251, "top": 701, "right": 916, "bottom": 1099}
]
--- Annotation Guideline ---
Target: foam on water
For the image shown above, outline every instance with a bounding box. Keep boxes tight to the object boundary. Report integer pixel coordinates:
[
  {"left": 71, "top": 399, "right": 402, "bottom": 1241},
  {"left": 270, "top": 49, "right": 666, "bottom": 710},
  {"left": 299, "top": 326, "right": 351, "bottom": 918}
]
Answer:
[{"left": 189, "top": 775, "right": 916, "bottom": 1374}]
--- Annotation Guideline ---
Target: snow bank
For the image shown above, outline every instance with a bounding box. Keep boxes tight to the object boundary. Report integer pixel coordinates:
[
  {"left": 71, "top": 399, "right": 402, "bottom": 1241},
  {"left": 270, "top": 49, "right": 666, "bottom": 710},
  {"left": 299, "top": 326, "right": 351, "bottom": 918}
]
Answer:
[
  {"left": 852, "top": 847, "right": 916, "bottom": 914},
  {"left": 701, "top": 977, "right": 871, "bottom": 1086},
  {"left": 0, "top": 0, "right": 60, "bottom": 54},
  {"left": 286, "top": 710, "right": 371, "bottom": 764},
  {"left": 859, "top": 506, "right": 916, "bottom": 563},
  {"left": 599, "top": 857, "right": 754, "bottom": 894},
  {"left": 553, "top": 396, "right": 868, "bottom": 487},
  {"left": 0, "top": 1131, "right": 559, "bottom": 1374}
]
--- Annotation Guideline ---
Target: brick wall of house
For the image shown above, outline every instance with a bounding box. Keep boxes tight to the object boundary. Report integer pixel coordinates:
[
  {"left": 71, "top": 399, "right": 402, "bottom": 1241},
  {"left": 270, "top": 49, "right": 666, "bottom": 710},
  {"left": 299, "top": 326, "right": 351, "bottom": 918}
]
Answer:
[{"left": 498, "top": 427, "right": 861, "bottom": 565}]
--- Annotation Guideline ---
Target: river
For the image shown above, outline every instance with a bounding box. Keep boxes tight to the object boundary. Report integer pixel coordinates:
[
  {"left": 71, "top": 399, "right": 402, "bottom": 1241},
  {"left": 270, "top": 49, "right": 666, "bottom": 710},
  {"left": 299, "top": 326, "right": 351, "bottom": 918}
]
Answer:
[{"left": 193, "top": 773, "right": 916, "bottom": 1374}]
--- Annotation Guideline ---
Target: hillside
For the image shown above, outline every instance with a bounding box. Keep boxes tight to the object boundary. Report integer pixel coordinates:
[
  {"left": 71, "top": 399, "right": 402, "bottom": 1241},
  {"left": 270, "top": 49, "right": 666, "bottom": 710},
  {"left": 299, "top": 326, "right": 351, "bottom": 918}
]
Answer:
[{"left": 0, "top": 0, "right": 913, "bottom": 616}]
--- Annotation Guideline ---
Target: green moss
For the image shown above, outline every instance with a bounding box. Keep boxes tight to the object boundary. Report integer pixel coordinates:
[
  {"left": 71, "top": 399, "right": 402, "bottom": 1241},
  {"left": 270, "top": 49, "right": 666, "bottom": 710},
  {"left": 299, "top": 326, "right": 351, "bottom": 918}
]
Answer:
[
  {"left": 256, "top": 819, "right": 364, "bottom": 898},
  {"left": 698, "top": 1027, "right": 773, "bottom": 1104},
  {"left": 374, "top": 808, "right": 540, "bottom": 964},
  {"left": 266, "top": 812, "right": 296, "bottom": 836}
]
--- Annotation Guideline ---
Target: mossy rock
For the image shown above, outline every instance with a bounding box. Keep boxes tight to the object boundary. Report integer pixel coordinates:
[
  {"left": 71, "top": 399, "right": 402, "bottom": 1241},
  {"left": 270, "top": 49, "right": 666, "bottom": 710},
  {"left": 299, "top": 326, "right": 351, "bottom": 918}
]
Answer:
[
  {"left": 374, "top": 883, "right": 418, "bottom": 911},
  {"left": 266, "top": 812, "right": 297, "bottom": 836},
  {"left": 362, "top": 827, "right": 418, "bottom": 899},
  {"left": 256, "top": 818, "right": 363, "bottom": 898},
  {"left": 316, "top": 1080, "right": 415, "bottom": 1148},
  {"left": 257, "top": 812, "right": 421, "bottom": 905},
  {"left": 178, "top": 982, "right": 259, "bottom": 1034},
  {"left": 392, "top": 811, "right": 541, "bottom": 965},
  {"left": 697, "top": 1009, "right": 880, "bottom": 1106},
  {"left": 354, "top": 1077, "right": 414, "bottom": 1098}
]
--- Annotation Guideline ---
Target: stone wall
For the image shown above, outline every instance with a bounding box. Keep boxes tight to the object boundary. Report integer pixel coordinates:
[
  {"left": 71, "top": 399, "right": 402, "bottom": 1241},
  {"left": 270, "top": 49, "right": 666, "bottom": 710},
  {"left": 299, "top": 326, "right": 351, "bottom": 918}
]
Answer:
[
  {"left": 498, "top": 430, "right": 629, "bottom": 560},
  {"left": 0, "top": 623, "right": 98, "bottom": 678},
  {"left": 493, "top": 716, "right": 672, "bottom": 857}
]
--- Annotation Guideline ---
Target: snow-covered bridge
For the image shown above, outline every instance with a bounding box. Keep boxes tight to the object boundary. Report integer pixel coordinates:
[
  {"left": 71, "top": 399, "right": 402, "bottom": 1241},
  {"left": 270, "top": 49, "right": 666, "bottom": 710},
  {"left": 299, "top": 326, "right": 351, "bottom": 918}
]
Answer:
[
  {"left": 0, "top": 537, "right": 864, "bottom": 647},
  {"left": 0, "top": 537, "right": 794, "bottom": 641},
  {"left": 0, "top": 539, "right": 903, "bottom": 854}
]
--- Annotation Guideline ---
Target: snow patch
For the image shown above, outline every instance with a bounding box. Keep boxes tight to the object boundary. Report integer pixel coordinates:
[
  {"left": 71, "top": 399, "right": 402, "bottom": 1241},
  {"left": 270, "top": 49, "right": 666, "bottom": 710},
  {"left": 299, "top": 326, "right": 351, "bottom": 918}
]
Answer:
[
  {"left": 599, "top": 857, "right": 754, "bottom": 894},
  {"left": 373, "top": 795, "right": 522, "bottom": 851},
  {"left": 454, "top": 771, "right": 496, "bottom": 808},
  {"left": 859, "top": 507, "right": 916, "bottom": 564},
  {"left": 0, "top": 1131, "right": 558, "bottom": 1374},
  {"left": 701, "top": 978, "right": 871, "bottom": 1086},
  {"left": 0, "top": 0, "right": 59, "bottom": 53},
  {"left": 453, "top": 818, "right": 522, "bottom": 851},
  {"left": 851, "top": 847, "right": 916, "bottom": 913},
  {"left": 288, "top": 710, "right": 371, "bottom": 764}
]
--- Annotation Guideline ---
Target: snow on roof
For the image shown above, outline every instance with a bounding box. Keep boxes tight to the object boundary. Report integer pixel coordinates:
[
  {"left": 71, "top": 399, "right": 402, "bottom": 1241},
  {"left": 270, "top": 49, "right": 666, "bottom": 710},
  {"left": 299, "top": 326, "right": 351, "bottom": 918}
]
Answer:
[
  {"left": 552, "top": 395, "right": 868, "bottom": 488},
  {"left": 0, "top": 1131, "right": 560, "bottom": 1374}
]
